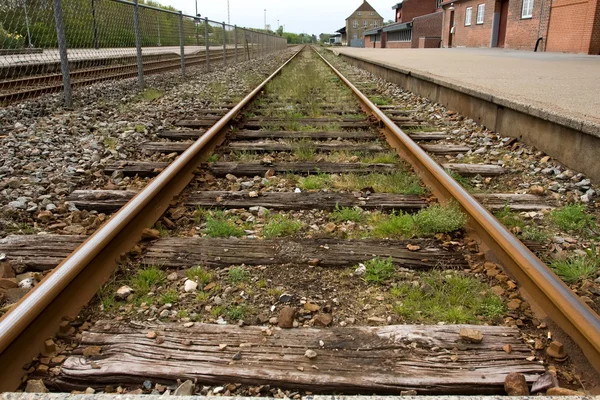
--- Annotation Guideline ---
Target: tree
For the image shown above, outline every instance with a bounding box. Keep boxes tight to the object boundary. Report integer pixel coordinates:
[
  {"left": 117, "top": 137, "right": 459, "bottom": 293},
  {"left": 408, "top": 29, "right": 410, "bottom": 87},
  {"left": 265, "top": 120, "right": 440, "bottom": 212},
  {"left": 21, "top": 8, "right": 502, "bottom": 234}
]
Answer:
[
  {"left": 319, "top": 33, "right": 331, "bottom": 43},
  {"left": 276, "top": 25, "right": 283, "bottom": 37}
]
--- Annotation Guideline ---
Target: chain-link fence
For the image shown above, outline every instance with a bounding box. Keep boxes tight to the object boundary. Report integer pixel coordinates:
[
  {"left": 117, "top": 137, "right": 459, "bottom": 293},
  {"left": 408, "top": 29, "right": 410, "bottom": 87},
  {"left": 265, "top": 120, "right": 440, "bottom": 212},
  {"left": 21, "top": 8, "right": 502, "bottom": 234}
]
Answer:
[{"left": 0, "top": 0, "right": 288, "bottom": 105}]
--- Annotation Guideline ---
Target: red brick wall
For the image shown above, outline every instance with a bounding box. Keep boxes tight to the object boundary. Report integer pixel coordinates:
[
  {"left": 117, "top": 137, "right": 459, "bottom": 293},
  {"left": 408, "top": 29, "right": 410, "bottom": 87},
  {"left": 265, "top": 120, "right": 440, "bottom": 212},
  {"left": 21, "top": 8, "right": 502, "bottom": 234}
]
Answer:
[
  {"left": 364, "top": 35, "right": 383, "bottom": 48},
  {"left": 503, "top": 0, "right": 551, "bottom": 50},
  {"left": 546, "top": 0, "right": 600, "bottom": 54},
  {"left": 401, "top": 0, "right": 439, "bottom": 22},
  {"left": 411, "top": 11, "right": 443, "bottom": 47},
  {"left": 387, "top": 41, "right": 413, "bottom": 48},
  {"left": 442, "top": 0, "right": 551, "bottom": 50},
  {"left": 592, "top": 0, "right": 600, "bottom": 54}
]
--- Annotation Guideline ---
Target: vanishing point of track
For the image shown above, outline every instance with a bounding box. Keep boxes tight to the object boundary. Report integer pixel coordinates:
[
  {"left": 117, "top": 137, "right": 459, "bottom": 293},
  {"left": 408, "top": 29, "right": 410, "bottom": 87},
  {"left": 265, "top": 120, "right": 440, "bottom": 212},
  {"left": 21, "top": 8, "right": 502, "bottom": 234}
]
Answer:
[{"left": 0, "top": 46, "right": 599, "bottom": 392}]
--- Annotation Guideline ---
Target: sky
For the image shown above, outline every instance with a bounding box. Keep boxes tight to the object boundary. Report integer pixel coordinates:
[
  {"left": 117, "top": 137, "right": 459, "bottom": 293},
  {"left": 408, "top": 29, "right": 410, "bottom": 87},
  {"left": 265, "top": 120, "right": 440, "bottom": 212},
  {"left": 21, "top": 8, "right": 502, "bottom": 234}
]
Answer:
[{"left": 157, "top": 0, "right": 397, "bottom": 35}]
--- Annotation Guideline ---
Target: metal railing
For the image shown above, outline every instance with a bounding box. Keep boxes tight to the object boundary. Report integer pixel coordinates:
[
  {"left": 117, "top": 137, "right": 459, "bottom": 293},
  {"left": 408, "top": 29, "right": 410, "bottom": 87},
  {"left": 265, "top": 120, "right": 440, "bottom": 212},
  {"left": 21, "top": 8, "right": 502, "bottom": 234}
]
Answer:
[{"left": 0, "top": 0, "right": 287, "bottom": 106}]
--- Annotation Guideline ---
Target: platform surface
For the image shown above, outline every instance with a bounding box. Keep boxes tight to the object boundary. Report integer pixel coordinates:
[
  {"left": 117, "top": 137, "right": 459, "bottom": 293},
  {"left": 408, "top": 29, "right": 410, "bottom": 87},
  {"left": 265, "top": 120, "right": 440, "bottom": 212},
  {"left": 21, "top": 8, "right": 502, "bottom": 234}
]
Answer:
[{"left": 330, "top": 47, "right": 600, "bottom": 134}]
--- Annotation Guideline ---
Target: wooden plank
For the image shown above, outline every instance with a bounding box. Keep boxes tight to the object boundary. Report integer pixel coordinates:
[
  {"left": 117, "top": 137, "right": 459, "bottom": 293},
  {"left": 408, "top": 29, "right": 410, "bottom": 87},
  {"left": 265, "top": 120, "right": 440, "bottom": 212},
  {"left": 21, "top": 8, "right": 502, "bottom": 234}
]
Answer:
[
  {"left": 67, "top": 190, "right": 428, "bottom": 213},
  {"left": 443, "top": 163, "right": 506, "bottom": 176},
  {"left": 408, "top": 132, "right": 449, "bottom": 141},
  {"left": 475, "top": 193, "right": 557, "bottom": 211},
  {"left": 251, "top": 109, "right": 362, "bottom": 115},
  {"left": 421, "top": 145, "right": 471, "bottom": 155},
  {"left": 0, "top": 235, "right": 83, "bottom": 272},
  {"left": 141, "top": 237, "right": 468, "bottom": 270},
  {"left": 231, "top": 130, "right": 378, "bottom": 140},
  {"left": 208, "top": 162, "right": 397, "bottom": 177},
  {"left": 242, "top": 121, "right": 373, "bottom": 130},
  {"left": 141, "top": 142, "right": 386, "bottom": 155},
  {"left": 158, "top": 130, "right": 205, "bottom": 140},
  {"left": 104, "top": 161, "right": 170, "bottom": 177},
  {"left": 223, "top": 142, "right": 386, "bottom": 153},
  {"left": 56, "top": 321, "right": 544, "bottom": 394},
  {"left": 247, "top": 117, "right": 369, "bottom": 123}
]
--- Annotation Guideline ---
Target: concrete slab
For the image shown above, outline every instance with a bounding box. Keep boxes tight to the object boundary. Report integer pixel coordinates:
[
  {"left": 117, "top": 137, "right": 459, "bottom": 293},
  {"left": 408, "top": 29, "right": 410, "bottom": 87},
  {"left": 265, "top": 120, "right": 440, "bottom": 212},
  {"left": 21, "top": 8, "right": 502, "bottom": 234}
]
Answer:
[{"left": 330, "top": 48, "right": 600, "bottom": 136}]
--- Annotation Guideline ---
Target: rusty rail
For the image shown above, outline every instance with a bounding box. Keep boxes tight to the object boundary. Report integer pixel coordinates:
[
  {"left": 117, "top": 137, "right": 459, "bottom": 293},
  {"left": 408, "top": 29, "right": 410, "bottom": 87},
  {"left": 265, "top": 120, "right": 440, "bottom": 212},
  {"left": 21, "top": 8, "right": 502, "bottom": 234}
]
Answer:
[
  {"left": 313, "top": 47, "right": 600, "bottom": 374},
  {"left": 0, "top": 47, "right": 302, "bottom": 391}
]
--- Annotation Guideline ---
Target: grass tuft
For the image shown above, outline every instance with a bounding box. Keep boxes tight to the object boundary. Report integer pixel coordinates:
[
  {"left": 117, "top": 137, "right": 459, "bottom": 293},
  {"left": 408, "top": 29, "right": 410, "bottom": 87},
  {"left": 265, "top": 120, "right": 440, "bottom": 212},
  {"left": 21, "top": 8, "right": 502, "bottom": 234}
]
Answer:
[
  {"left": 390, "top": 271, "right": 505, "bottom": 323},
  {"left": 363, "top": 257, "right": 395, "bottom": 284},
  {"left": 226, "top": 304, "right": 251, "bottom": 320},
  {"left": 413, "top": 203, "right": 468, "bottom": 236},
  {"left": 159, "top": 289, "right": 179, "bottom": 305},
  {"left": 298, "top": 173, "right": 331, "bottom": 190},
  {"left": 550, "top": 250, "right": 599, "bottom": 283},
  {"left": 331, "top": 205, "right": 363, "bottom": 222},
  {"left": 186, "top": 266, "right": 214, "bottom": 285},
  {"left": 228, "top": 266, "right": 251, "bottom": 283},
  {"left": 263, "top": 214, "right": 302, "bottom": 238},
  {"left": 334, "top": 172, "right": 425, "bottom": 195},
  {"left": 132, "top": 266, "right": 165, "bottom": 293},
  {"left": 205, "top": 211, "right": 245, "bottom": 238},
  {"left": 292, "top": 140, "right": 317, "bottom": 161},
  {"left": 550, "top": 204, "right": 591, "bottom": 232}
]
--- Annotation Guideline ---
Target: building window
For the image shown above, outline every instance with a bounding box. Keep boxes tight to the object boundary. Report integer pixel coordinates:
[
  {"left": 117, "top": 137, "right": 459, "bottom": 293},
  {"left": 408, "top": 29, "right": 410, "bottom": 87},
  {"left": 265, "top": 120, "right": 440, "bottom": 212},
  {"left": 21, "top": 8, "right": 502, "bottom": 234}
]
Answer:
[
  {"left": 353, "top": 20, "right": 359, "bottom": 28},
  {"left": 364, "top": 20, "right": 369, "bottom": 28},
  {"left": 436, "top": 0, "right": 443, "bottom": 8},
  {"left": 370, "top": 12, "right": 375, "bottom": 15},
  {"left": 373, "top": 20, "right": 379, "bottom": 28},
  {"left": 522, "top": 0, "right": 534, "bottom": 18},
  {"left": 353, "top": 34, "right": 358, "bottom": 40},
  {"left": 477, "top": 4, "right": 485, "bottom": 24},
  {"left": 358, "top": 12, "right": 362, "bottom": 16},
  {"left": 387, "top": 29, "right": 412, "bottom": 42},
  {"left": 465, "top": 7, "right": 472, "bottom": 26}
]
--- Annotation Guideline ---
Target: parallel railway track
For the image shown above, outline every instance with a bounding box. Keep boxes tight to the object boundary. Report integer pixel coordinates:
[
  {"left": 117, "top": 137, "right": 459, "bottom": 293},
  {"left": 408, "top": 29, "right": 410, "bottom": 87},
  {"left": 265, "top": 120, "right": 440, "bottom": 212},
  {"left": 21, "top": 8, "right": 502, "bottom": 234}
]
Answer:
[
  {"left": 0, "top": 46, "right": 598, "bottom": 394},
  {"left": 0, "top": 48, "right": 238, "bottom": 104}
]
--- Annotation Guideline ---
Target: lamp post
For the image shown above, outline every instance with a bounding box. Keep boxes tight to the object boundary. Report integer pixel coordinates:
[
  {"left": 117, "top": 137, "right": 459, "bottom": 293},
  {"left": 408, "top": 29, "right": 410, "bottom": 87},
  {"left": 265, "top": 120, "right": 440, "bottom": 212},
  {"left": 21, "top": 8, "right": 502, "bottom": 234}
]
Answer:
[
  {"left": 227, "top": 0, "right": 230, "bottom": 25},
  {"left": 23, "top": 0, "right": 33, "bottom": 48},
  {"left": 195, "top": 0, "right": 199, "bottom": 46},
  {"left": 264, "top": 9, "right": 266, "bottom": 31}
]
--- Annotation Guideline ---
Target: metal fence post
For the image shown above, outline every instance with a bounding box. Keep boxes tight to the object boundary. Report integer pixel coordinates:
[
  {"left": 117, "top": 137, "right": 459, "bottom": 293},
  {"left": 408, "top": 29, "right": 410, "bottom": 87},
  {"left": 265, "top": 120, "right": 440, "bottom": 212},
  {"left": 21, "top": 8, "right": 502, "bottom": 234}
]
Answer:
[
  {"left": 205, "top": 18, "right": 210, "bottom": 71},
  {"left": 133, "top": 0, "right": 144, "bottom": 89},
  {"left": 222, "top": 22, "right": 226, "bottom": 65},
  {"left": 52, "top": 0, "right": 72, "bottom": 107},
  {"left": 234, "top": 25, "right": 238, "bottom": 63},
  {"left": 178, "top": 11, "right": 185, "bottom": 76}
]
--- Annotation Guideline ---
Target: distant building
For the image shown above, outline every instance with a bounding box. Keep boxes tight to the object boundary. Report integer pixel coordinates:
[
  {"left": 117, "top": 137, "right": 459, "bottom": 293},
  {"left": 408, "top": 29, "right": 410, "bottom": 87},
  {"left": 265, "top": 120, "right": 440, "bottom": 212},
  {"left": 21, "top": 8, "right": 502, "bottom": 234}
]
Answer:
[
  {"left": 440, "top": 0, "right": 600, "bottom": 54},
  {"left": 345, "top": 1, "right": 384, "bottom": 46},
  {"left": 364, "top": 0, "right": 443, "bottom": 48},
  {"left": 335, "top": 27, "right": 347, "bottom": 45}
]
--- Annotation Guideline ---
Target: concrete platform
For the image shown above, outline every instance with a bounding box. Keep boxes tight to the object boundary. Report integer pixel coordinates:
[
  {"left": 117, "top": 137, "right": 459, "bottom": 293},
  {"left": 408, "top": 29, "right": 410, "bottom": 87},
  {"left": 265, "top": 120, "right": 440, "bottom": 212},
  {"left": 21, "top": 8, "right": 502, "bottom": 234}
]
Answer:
[
  {"left": 331, "top": 48, "right": 600, "bottom": 131},
  {"left": 329, "top": 47, "right": 600, "bottom": 182}
]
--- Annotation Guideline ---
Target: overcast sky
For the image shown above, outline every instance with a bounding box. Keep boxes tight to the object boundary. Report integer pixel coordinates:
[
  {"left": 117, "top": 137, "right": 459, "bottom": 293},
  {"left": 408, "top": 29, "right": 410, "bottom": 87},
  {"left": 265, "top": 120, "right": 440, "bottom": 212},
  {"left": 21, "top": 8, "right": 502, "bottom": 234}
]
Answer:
[{"left": 157, "top": 0, "right": 396, "bottom": 35}]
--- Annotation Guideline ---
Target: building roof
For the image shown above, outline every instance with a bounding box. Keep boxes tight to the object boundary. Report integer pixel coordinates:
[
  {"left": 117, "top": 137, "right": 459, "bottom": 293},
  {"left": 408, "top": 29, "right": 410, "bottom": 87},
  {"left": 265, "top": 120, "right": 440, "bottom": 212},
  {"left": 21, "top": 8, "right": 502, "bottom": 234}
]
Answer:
[
  {"left": 392, "top": 2, "right": 404, "bottom": 10},
  {"left": 345, "top": 0, "right": 382, "bottom": 19},
  {"left": 363, "top": 27, "right": 383, "bottom": 36},
  {"left": 336, "top": 26, "right": 346, "bottom": 34},
  {"left": 382, "top": 21, "right": 412, "bottom": 32}
]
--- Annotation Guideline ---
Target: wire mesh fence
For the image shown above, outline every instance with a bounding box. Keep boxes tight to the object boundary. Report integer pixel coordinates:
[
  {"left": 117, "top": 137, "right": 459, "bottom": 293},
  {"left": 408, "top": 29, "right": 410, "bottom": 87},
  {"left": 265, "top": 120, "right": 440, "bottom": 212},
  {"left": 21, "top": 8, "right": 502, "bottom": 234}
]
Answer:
[{"left": 0, "top": 0, "right": 288, "bottom": 105}]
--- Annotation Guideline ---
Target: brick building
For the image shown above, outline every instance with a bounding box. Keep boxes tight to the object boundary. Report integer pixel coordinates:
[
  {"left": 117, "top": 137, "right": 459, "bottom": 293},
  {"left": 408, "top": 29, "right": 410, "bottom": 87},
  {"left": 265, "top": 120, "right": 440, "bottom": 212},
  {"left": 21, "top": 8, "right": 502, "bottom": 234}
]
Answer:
[
  {"left": 440, "top": 0, "right": 600, "bottom": 54},
  {"left": 345, "top": 1, "right": 384, "bottom": 46},
  {"left": 364, "top": 0, "right": 443, "bottom": 48}
]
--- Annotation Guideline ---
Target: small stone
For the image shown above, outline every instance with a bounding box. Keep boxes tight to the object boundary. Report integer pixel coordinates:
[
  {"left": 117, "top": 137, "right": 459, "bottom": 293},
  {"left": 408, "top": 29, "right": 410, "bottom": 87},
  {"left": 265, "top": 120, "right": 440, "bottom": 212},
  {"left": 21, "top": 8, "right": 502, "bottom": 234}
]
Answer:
[
  {"left": 304, "top": 302, "right": 320, "bottom": 312},
  {"left": 504, "top": 372, "right": 529, "bottom": 396},
  {"left": 304, "top": 349, "right": 317, "bottom": 359},
  {"left": 401, "top": 390, "right": 417, "bottom": 396},
  {"left": 502, "top": 344, "right": 512, "bottom": 353},
  {"left": 147, "top": 331, "right": 157, "bottom": 339},
  {"left": 265, "top": 169, "right": 275, "bottom": 178},
  {"left": 546, "top": 341, "right": 568, "bottom": 361},
  {"left": 367, "top": 316, "right": 386, "bottom": 323},
  {"left": 25, "top": 380, "right": 49, "bottom": 393},
  {"left": 308, "top": 258, "right": 320, "bottom": 266},
  {"left": 225, "top": 174, "right": 238, "bottom": 182},
  {"left": 0, "top": 263, "right": 15, "bottom": 279},
  {"left": 459, "top": 328, "right": 483, "bottom": 343},
  {"left": 531, "top": 371, "right": 558, "bottom": 393},
  {"left": 85, "top": 387, "right": 96, "bottom": 394},
  {"left": 506, "top": 299, "right": 522, "bottom": 310},
  {"left": 490, "top": 285, "right": 505, "bottom": 296},
  {"left": 279, "top": 293, "right": 293, "bottom": 303},
  {"left": 167, "top": 272, "right": 179, "bottom": 281},
  {"left": 406, "top": 244, "right": 421, "bottom": 251},
  {"left": 115, "top": 285, "right": 134, "bottom": 300},
  {"left": 83, "top": 346, "right": 102, "bottom": 357},
  {"left": 278, "top": 306, "right": 295, "bottom": 329},
  {"left": 219, "top": 344, "right": 228, "bottom": 350},
  {"left": 248, "top": 191, "right": 258, "bottom": 198},
  {"left": 540, "top": 156, "right": 550, "bottom": 163},
  {"left": 184, "top": 279, "right": 198, "bottom": 292},
  {"left": 232, "top": 352, "right": 242, "bottom": 360},
  {"left": 354, "top": 263, "right": 366, "bottom": 276},
  {"left": 529, "top": 186, "right": 545, "bottom": 195},
  {"left": 141, "top": 228, "right": 160, "bottom": 240},
  {"left": 174, "top": 380, "right": 195, "bottom": 396},
  {"left": 313, "top": 313, "right": 333, "bottom": 327},
  {"left": 0, "top": 278, "right": 18, "bottom": 289},
  {"left": 546, "top": 387, "right": 585, "bottom": 396}
]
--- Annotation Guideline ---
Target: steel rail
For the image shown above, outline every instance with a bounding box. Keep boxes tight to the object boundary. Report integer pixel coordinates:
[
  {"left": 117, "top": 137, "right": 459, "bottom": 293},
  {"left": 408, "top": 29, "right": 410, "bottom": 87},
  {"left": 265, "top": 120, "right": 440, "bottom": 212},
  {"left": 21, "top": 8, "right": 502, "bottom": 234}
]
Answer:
[
  {"left": 0, "top": 47, "right": 302, "bottom": 391},
  {"left": 314, "top": 47, "right": 600, "bottom": 373}
]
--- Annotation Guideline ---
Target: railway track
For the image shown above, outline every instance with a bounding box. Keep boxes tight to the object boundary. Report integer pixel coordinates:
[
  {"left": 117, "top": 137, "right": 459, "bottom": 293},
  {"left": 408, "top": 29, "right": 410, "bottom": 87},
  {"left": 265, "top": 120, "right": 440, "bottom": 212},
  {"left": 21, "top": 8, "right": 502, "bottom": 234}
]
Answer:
[
  {"left": 0, "top": 48, "right": 238, "bottom": 104},
  {"left": 0, "top": 46, "right": 598, "bottom": 395}
]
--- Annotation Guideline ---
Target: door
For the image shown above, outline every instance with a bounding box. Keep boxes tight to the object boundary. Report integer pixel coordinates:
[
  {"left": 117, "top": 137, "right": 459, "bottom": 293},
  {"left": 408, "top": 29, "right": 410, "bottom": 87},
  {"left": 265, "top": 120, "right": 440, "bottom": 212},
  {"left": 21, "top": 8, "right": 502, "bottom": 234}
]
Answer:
[
  {"left": 448, "top": 10, "right": 455, "bottom": 47},
  {"left": 497, "top": 0, "right": 509, "bottom": 48}
]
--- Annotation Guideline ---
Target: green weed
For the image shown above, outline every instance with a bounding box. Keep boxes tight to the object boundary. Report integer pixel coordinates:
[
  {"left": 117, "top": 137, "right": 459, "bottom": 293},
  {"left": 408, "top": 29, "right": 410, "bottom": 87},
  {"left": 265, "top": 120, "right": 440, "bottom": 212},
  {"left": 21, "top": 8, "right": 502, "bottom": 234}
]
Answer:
[
  {"left": 205, "top": 211, "right": 245, "bottom": 238},
  {"left": 131, "top": 266, "right": 165, "bottom": 293},
  {"left": 550, "top": 249, "right": 599, "bottom": 283},
  {"left": 413, "top": 203, "right": 468, "bottom": 236},
  {"left": 159, "top": 289, "right": 179, "bottom": 305},
  {"left": 363, "top": 257, "right": 395, "bottom": 284},
  {"left": 331, "top": 205, "right": 363, "bottom": 222},
  {"left": 186, "top": 266, "right": 214, "bottom": 285},
  {"left": 550, "top": 204, "right": 591, "bottom": 232},
  {"left": 225, "top": 304, "right": 251, "bottom": 320},
  {"left": 228, "top": 266, "right": 251, "bottom": 283},
  {"left": 298, "top": 173, "right": 332, "bottom": 190},
  {"left": 263, "top": 214, "right": 302, "bottom": 238}
]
